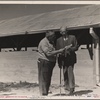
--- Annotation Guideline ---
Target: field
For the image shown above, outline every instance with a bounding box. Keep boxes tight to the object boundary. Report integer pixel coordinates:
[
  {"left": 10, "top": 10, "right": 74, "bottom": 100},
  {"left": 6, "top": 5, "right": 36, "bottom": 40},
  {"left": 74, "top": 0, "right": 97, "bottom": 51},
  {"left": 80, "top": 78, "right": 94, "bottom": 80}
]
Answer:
[{"left": 0, "top": 48, "right": 97, "bottom": 99}]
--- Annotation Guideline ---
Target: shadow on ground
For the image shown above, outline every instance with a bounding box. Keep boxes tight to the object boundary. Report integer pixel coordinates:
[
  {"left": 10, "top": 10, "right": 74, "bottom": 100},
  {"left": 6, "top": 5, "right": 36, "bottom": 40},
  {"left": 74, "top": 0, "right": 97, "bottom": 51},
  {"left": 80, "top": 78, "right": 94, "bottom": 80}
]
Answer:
[
  {"left": 73, "top": 90, "right": 93, "bottom": 96},
  {"left": 0, "top": 81, "right": 39, "bottom": 92},
  {"left": 53, "top": 93, "right": 67, "bottom": 96},
  {"left": 53, "top": 90, "right": 93, "bottom": 96}
]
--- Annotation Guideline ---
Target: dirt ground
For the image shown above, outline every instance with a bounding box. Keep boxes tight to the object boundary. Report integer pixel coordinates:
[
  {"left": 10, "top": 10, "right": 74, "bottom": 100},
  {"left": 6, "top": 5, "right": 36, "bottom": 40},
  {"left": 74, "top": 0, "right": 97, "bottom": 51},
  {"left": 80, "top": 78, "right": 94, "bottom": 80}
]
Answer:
[{"left": 0, "top": 48, "right": 100, "bottom": 99}]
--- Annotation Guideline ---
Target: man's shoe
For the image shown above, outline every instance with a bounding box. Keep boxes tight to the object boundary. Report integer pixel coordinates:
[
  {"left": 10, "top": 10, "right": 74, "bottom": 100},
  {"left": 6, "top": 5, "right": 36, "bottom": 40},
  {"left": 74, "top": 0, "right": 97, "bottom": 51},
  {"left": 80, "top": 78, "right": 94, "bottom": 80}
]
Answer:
[
  {"left": 65, "top": 89, "right": 70, "bottom": 95},
  {"left": 41, "top": 93, "right": 48, "bottom": 96},
  {"left": 48, "top": 90, "right": 52, "bottom": 94},
  {"left": 68, "top": 88, "right": 74, "bottom": 96}
]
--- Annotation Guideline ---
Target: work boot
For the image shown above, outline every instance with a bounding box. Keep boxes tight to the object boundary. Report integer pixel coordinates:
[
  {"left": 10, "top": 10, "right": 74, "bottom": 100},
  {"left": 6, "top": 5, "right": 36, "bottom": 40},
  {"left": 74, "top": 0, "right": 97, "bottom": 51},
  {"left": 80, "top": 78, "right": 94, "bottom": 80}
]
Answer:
[
  {"left": 41, "top": 93, "right": 48, "bottom": 96},
  {"left": 68, "top": 88, "right": 74, "bottom": 96},
  {"left": 48, "top": 90, "right": 52, "bottom": 94},
  {"left": 65, "top": 89, "right": 70, "bottom": 95}
]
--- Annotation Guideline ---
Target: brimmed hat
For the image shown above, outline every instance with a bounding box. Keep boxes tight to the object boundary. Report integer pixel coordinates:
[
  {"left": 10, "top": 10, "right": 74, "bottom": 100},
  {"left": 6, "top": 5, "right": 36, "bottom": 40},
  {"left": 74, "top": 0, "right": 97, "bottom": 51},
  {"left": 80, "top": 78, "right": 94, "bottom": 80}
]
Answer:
[{"left": 45, "top": 30, "right": 55, "bottom": 37}]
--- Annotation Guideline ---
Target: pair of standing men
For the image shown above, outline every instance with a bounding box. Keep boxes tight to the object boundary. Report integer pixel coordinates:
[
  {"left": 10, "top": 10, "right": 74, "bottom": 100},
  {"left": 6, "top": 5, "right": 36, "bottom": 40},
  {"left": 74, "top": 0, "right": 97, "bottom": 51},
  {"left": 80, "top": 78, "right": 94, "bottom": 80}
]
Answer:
[{"left": 38, "top": 26, "right": 78, "bottom": 96}]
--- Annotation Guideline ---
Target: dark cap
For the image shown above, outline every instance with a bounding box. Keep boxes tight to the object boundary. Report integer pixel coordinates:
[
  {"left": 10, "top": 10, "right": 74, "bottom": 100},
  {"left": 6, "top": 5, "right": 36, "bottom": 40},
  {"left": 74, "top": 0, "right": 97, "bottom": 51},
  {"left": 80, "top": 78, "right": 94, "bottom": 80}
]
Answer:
[{"left": 45, "top": 30, "right": 55, "bottom": 37}]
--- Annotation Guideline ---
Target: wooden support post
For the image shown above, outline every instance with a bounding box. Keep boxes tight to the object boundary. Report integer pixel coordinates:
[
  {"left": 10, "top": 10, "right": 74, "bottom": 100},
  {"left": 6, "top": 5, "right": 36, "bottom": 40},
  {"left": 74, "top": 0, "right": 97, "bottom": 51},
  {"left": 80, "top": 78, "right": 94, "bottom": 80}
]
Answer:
[
  {"left": 25, "top": 47, "right": 27, "bottom": 51},
  {"left": 90, "top": 27, "right": 100, "bottom": 86}
]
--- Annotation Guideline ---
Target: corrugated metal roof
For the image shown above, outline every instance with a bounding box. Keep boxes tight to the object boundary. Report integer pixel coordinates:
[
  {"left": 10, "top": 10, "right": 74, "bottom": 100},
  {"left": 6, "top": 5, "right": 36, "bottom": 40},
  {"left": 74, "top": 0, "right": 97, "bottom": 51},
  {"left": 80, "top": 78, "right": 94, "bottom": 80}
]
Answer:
[{"left": 0, "top": 5, "right": 100, "bottom": 37}]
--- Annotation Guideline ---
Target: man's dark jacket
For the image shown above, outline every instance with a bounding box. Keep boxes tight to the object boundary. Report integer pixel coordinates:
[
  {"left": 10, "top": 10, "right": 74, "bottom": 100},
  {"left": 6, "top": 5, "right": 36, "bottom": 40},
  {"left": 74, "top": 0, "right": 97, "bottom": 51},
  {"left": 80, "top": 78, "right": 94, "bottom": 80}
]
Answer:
[{"left": 56, "top": 35, "right": 78, "bottom": 66}]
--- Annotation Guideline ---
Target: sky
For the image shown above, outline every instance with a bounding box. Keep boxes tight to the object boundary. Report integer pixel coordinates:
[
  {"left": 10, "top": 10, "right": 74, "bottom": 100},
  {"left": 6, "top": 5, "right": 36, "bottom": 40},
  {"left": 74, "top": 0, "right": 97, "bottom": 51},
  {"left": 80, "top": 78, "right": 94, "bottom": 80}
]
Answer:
[{"left": 0, "top": 4, "right": 88, "bottom": 21}]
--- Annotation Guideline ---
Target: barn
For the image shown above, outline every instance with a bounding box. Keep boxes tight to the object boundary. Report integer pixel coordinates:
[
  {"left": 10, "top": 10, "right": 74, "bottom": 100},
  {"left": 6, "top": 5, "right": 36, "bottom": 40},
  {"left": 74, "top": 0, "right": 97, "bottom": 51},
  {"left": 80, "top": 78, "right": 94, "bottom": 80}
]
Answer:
[{"left": 0, "top": 4, "right": 100, "bottom": 86}]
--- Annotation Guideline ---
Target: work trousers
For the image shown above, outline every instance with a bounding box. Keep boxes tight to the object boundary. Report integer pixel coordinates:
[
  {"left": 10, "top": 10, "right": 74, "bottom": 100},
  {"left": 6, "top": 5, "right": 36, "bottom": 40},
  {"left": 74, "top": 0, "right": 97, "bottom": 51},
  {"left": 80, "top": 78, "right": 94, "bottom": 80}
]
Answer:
[
  {"left": 38, "top": 58, "right": 55, "bottom": 95},
  {"left": 63, "top": 64, "right": 75, "bottom": 91}
]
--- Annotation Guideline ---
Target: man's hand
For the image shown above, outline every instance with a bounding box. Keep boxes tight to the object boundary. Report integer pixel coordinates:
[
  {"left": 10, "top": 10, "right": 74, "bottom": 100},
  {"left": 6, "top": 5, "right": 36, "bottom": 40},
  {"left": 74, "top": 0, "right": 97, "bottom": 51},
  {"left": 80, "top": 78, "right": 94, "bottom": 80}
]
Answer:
[
  {"left": 58, "top": 44, "right": 72, "bottom": 53},
  {"left": 64, "top": 44, "right": 72, "bottom": 57},
  {"left": 58, "top": 48, "right": 65, "bottom": 53},
  {"left": 64, "top": 44, "right": 72, "bottom": 50}
]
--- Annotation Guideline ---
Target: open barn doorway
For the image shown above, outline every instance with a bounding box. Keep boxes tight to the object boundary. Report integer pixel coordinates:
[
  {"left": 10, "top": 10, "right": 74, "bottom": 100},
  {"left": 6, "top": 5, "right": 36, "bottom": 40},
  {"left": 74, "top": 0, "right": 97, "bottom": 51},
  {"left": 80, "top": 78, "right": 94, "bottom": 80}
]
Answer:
[{"left": 0, "top": 32, "right": 45, "bottom": 52}]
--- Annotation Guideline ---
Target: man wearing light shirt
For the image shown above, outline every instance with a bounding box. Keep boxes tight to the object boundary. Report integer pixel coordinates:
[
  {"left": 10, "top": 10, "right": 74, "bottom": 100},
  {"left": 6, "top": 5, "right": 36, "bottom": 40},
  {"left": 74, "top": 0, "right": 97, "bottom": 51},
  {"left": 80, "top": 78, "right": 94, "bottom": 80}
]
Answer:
[{"left": 38, "top": 30, "right": 72, "bottom": 96}]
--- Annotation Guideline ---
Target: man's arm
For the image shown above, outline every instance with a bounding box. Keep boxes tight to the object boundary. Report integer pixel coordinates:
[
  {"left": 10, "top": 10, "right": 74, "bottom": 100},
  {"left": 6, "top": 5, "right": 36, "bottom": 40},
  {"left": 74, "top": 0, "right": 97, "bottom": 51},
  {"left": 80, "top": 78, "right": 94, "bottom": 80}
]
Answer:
[
  {"left": 46, "top": 48, "right": 65, "bottom": 56},
  {"left": 41, "top": 42, "right": 72, "bottom": 57},
  {"left": 46, "top": 44, "right": 72, "bottom": 56}
]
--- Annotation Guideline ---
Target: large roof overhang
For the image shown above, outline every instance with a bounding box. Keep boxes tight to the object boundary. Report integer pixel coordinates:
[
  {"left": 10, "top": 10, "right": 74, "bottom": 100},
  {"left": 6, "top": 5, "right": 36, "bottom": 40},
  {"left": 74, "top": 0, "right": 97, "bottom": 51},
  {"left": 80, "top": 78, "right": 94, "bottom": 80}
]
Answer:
[{"left": 0, "top": 5, "right": 100, "bottom": 37}]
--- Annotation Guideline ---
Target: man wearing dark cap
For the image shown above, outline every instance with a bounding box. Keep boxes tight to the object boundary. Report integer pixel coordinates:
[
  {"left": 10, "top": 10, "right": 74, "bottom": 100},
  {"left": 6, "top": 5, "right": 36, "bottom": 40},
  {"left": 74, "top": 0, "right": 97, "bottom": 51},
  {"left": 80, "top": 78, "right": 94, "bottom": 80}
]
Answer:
[
  {"left": 38, "top": 30, "right": 72, "bottom": 96},
  {"left": 56, "top": 26, "right": 78, "bottom": 95}
]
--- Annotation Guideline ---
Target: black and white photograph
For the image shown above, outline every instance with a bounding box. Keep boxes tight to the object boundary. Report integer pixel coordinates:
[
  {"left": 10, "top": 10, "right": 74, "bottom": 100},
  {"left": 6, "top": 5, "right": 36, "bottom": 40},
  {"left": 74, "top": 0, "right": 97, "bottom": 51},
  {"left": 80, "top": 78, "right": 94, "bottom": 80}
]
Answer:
[{"left": 0, "top": 1, "right": 100, "bottom": 99}]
